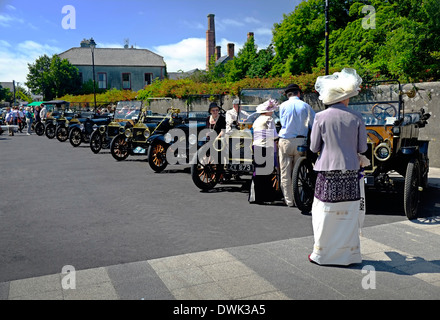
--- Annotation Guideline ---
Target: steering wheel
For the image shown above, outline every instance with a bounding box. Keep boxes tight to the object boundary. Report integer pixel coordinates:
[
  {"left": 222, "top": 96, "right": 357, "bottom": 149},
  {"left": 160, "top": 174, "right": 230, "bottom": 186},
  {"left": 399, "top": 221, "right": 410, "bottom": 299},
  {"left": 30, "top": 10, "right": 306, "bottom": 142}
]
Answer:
[{"left": 371, "top": 103, "right": 397, "bottom": 120}]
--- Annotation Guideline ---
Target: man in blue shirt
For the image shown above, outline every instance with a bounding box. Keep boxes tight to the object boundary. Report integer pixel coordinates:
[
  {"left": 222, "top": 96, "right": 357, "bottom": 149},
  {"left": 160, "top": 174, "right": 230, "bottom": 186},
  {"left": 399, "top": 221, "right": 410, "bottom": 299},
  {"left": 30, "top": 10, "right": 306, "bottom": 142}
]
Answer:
[{"left": 278, "top": 84, "right": 315, "bottom": 207}]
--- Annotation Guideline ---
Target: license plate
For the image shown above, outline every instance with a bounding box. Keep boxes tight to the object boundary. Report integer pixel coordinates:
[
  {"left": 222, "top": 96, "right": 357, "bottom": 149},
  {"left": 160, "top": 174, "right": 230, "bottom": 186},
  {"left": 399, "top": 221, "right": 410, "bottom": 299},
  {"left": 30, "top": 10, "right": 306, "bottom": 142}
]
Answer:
[{"left": 227, "top": 164, "right": 253, "bottom": 171}]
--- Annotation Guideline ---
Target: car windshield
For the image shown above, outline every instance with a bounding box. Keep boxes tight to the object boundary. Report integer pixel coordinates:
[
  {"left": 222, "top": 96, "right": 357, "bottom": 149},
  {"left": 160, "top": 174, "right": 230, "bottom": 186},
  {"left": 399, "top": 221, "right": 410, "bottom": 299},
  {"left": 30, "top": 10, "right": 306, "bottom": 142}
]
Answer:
[
  {"left": 348, "top": 80, "right": 403, "bottom": 126},
  {"left": 239, "top": 88, "right": 285, "bottom": 126},
  {"left": 115, "top": 101, "right": 142, "bottom": 120}
]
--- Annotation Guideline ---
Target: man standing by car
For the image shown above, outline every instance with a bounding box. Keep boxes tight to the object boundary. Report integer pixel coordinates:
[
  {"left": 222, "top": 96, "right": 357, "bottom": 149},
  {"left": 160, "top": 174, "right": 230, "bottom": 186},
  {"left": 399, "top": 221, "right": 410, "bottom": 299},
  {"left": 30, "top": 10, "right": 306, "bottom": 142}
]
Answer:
[
  {"left": 225, "top": 98, "right": 250, "bottom": 135},
  {"left": 39, "top": 104, "right": 47, "bottom": 120},
  {"left": 278, "top": 84, "right": 315, "bottom": 207}
]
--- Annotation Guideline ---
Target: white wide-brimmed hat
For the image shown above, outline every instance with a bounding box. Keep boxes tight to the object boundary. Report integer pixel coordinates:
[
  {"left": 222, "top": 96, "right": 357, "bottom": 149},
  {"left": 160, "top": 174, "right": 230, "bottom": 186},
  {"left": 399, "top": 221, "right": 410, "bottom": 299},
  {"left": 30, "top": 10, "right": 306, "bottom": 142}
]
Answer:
[
  {"left": 315, "top": 68, "right": 363, "bottom": 105},
  {"left": 256, "top": 99, "right": 279, "bottom": 113}
]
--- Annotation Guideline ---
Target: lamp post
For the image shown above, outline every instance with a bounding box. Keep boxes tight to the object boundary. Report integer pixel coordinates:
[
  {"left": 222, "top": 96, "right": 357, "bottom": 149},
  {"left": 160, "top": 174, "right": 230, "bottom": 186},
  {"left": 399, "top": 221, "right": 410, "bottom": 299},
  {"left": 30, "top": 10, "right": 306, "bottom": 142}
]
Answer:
[
  {"left": 325, "top": 0, "right": 329, "bottom": 75},
  {"left": 89, "top": 37, "right": 97, "bottom": 111}
]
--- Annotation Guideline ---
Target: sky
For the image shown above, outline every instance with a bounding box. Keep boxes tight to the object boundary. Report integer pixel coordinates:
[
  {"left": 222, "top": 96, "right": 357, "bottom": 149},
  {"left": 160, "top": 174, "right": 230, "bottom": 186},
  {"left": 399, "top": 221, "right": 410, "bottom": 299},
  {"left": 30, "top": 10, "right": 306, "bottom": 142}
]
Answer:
[{"left": 0, "top": 0, "right": 302, "bottom": 88}]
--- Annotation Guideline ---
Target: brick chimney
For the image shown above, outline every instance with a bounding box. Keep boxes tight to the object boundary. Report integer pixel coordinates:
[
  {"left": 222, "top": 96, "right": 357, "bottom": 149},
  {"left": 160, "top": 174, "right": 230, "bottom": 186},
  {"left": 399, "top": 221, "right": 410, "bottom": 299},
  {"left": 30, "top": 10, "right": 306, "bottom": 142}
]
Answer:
[
  {"left": 215, "top": 46, "right": 221, "bottom": 61},
  {"left": 206, "top": 14, "right": 216, "bottom": 70},
  {"left": 227, "top": 43, "right": 235, "bottom": 59}
]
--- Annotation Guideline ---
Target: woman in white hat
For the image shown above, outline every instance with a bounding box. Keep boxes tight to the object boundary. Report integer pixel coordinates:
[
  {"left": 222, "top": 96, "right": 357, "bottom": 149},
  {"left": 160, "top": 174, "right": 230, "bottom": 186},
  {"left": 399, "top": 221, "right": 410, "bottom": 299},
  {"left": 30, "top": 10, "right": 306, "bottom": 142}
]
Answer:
[
  {"left": 249, "top": 99, "right": 280, "bottom": 204},
  {"left": 308, "top": 68, "right": 368, "bottom": 266}
]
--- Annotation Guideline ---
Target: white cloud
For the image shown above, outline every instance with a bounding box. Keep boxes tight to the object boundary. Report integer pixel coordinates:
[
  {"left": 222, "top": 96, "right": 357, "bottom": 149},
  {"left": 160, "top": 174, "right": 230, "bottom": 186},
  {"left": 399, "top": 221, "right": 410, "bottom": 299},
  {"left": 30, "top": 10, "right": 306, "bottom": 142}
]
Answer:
[
  {"left": 0, "top": 40, "right": 60, "bottom": 84},
  {"left": 153, "top": 38, "right": 206, "bottom": 72}
]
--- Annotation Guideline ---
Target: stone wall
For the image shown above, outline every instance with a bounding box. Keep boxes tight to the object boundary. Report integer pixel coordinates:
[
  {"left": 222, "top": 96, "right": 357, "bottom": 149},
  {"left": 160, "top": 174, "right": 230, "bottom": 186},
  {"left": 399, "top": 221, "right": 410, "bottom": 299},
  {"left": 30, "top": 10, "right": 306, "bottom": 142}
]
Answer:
[{"left": 146, "top": 81, "right": 440, "bottom": 167}]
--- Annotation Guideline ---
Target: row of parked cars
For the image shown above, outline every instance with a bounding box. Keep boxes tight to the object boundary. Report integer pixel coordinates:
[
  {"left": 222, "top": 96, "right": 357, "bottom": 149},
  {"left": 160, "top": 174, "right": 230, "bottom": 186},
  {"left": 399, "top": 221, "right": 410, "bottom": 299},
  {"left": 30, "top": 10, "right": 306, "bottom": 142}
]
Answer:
[{"left": 31, "top": 82, "right": 431, "bottom": 220}]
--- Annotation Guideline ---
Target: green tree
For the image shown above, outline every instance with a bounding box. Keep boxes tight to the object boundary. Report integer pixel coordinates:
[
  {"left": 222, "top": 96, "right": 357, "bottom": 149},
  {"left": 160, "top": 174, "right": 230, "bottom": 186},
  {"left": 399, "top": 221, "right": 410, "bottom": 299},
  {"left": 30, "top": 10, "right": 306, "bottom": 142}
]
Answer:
[
  {"left": 271, "top": 0, "right": 358, "bottom": 76},
  {"left": 223, "top": 35, "right": 259, "bottom": 81},
  {"left": 320, "top": 0, "right": 440, "bottom": 81},
  {"left": 247, "top": 45, "right": 275, "bottom": 78},
  {"left": 25, "top": 54, "right": 53, "bottom": 100},
  {"left": 26, "top": 54, "right": 81, "bottom": 100}
]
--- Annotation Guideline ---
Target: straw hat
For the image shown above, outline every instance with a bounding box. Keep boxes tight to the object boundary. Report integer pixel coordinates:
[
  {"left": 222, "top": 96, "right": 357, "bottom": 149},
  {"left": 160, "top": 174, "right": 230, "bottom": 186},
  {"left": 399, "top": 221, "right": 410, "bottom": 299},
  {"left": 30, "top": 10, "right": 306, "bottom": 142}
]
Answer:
[{"left": 315, "top": 68, "right": 363, "bottom": 105}]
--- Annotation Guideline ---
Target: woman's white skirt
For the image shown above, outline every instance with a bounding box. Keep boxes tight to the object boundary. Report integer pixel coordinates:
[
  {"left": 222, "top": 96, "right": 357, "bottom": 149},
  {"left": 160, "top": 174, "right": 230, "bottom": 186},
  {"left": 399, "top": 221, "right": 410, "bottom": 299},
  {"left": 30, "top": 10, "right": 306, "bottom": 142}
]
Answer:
[
  {"left": 309, "top": 170, "right": 365, "bottom": 266},
  {"left": 310, "top": 199, "right": 363, "bottom": 266}
]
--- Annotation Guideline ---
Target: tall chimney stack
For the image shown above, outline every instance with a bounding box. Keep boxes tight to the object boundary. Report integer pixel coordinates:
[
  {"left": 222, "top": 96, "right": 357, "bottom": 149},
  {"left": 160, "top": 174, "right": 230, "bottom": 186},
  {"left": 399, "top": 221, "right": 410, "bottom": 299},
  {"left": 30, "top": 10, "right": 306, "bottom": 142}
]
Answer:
[
  {"left": 206, "top": 14, "right": 216, "bottom": 70},
  {"left": 227, "top": 43, "right": 235, "bottom": 59}
]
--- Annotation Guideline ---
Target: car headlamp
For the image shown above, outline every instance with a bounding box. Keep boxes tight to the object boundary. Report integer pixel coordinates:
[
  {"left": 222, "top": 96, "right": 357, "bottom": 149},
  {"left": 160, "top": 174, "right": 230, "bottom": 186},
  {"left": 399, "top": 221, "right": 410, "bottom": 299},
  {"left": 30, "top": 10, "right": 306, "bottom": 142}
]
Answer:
[
  {"left": 119, "top": 127, "right": 125, "bottom": 134},
  {"left": 392, "top": 126, "right": 400, "bottom": 136},
  {"left": 374, "top": 142, "right": 391, "bottom": 161},
  {"left": 99, "top": 126, "right": 106, "bottom": 134},
  {"left": 124, "top": 128, "right": 132, "bottom": 138},
  {"left": 144, "top": 128, "right": 150, "bottom": 139}
]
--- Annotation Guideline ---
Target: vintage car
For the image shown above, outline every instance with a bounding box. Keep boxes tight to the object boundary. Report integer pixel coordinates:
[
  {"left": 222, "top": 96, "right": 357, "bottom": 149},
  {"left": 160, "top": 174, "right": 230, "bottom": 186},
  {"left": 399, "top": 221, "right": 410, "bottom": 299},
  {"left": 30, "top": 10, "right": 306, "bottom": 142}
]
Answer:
[
  {"left": 292, "top": 80, "right": 431, "bottom": 220},
  {"left": 146, "top": 110, "right": 210, "bottom": 172},
  {"left": 68, "top": 112, "right": 113, "bottom": 147},
  {"left": 190, "top": 88, "right": 285, "bottom": 191},
  {"left": 34, "top": 100, "right": 70, "bottom": 137},
  {"left": 89, "top": 101, "right": 142, "bottom": 154},
  {"left": 46, "top": 111, "right": 77, "bottom": 140},
  {"left": 109, "top": 104, "right": 182, "bottom": 162}
]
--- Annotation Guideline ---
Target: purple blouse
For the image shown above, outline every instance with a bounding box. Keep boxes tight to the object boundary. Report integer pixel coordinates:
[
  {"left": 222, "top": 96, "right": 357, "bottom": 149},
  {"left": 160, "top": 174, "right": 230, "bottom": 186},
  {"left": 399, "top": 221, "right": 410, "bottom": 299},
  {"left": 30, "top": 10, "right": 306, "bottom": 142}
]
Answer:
[{"left": 310, "top": 103, "right": 368, "bottom": 171}]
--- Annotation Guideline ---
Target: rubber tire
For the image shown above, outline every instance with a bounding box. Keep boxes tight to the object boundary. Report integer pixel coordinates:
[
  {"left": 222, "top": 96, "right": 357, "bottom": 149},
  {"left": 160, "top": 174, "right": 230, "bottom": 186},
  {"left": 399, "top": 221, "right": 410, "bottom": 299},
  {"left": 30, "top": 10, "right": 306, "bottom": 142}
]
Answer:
[
  {"left": 35, "top": 122, "right": 45, "bottom": 136},
  {"left": 45, "top": 123, "right": 56, "bottom": 139},
  {"left": 404, "top": 158, "right": 421, "bottom": 220},
  {"left": 292, "top": 156, "right": 315, "bottom": 213},
  {"left": 110, "top": 134, "right": 130, "bottom": 161},
  {"left": 69, "top": 127, "right": 82, "bottom": 147},
  {"left": 148, "top": 141, "right": 169, "bottom": 173},
  {"left": 90, "top": 130, "right": 103, "bottom": 154},
  {"left": 190, "top": 150, "right": 219, "bottom": 191},
  {"left": 56, "top": 126, "right": 68, "bottom": 142}
]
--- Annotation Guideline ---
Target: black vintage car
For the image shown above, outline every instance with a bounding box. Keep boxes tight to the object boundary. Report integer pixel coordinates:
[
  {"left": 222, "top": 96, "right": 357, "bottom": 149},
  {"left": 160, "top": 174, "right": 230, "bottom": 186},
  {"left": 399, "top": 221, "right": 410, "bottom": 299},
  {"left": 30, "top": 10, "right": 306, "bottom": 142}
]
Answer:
[
  {"left": 109, "top": 104, "right": 178, "bottom": 162},
  {"left": 46, "top": 111, "right": 77, "bottom": 141},
  {"left": 292, "top": 80, "right": 431, "bottom": 219},
  {"left": 89, "top": 101, "right": 141, "bottom": 154},
  {"left": 147, "top": 110, "right": 210, "bottom": 172},
  {"left": 68, "top": 111, "right": 113, "bottom": 147},
  {"left": 33, "top": 100, "right": 70, "bottom": 137}
]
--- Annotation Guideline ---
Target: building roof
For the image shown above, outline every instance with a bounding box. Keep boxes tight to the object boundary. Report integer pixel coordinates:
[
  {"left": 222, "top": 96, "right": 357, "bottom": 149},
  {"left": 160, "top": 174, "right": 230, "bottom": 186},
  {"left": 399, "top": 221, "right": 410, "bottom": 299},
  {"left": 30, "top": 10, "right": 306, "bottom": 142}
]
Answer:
[{"left": 58, "top": 47, "right": 166, "bottom": 67}]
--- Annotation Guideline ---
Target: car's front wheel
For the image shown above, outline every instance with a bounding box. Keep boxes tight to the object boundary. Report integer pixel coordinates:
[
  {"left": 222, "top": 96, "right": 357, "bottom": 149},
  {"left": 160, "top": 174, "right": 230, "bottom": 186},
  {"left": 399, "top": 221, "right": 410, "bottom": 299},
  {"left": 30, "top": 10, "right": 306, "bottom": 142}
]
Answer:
[
  {"left": 69, "top": 127, "right": 82, "bottom": 147},
  {"left": 404, "top": 158, "right": 421, "bottom": 220},
  {"left": 45, "top": 123, "right": 56, "bottom": 139},
  {"left": 35, "top": 122, "right": 45, "bottom": 136},
  {"left": 190, "top": 150, "right": 219, "bottom": 191},
  {"left": 90, "top": 130, "right": 102, "bottom": 154},
  {"left": 110, "top": 134, "right": 130, "bottom": 161},
  {"left": 292, "top": 156, "right": 316, "bottom": 213},
  {"left": 148, "top": 141, "right": 168, "bottom": 172},
  {"left": 56, "top": 126, "right": 68, "bottom": 142}
]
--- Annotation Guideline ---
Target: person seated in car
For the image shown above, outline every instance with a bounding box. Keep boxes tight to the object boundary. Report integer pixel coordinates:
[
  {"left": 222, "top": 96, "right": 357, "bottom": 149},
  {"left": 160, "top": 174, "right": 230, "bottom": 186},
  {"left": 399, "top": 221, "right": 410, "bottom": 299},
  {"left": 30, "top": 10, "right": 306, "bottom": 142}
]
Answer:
[
  {"left": 225, "top": 98, "right": 250, "bottom": 135},
  {"left": 206, "top": 102, "right": 226, "bottom": 137}
]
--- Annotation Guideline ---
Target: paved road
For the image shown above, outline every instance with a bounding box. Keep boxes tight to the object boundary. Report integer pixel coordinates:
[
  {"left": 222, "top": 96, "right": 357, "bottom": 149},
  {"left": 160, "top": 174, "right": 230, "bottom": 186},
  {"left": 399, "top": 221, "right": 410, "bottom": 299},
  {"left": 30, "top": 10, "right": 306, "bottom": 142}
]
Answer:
[{"left": 1, "top": 132, "right": 439, "bottom": 287}]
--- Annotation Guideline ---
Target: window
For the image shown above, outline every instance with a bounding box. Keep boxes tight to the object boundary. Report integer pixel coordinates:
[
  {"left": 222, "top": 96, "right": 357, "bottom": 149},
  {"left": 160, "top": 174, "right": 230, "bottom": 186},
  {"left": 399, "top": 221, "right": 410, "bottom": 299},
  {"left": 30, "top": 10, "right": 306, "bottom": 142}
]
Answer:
[
  {"left": 98, "top": 72, "right": 107, "bottom": 89},
  {"left": 144, "top": 73, "right": 153, "bottom": 86},
  {"left": 122, "top": 73, "right": 131, "bottom": 90}
]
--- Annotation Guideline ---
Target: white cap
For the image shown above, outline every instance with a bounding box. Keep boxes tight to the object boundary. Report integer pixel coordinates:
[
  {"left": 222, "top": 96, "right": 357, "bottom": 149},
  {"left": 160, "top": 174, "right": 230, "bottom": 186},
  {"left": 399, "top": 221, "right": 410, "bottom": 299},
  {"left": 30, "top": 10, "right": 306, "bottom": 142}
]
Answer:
[{"left": 315, "top": 68, "right": 363, "bottom": 105}]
